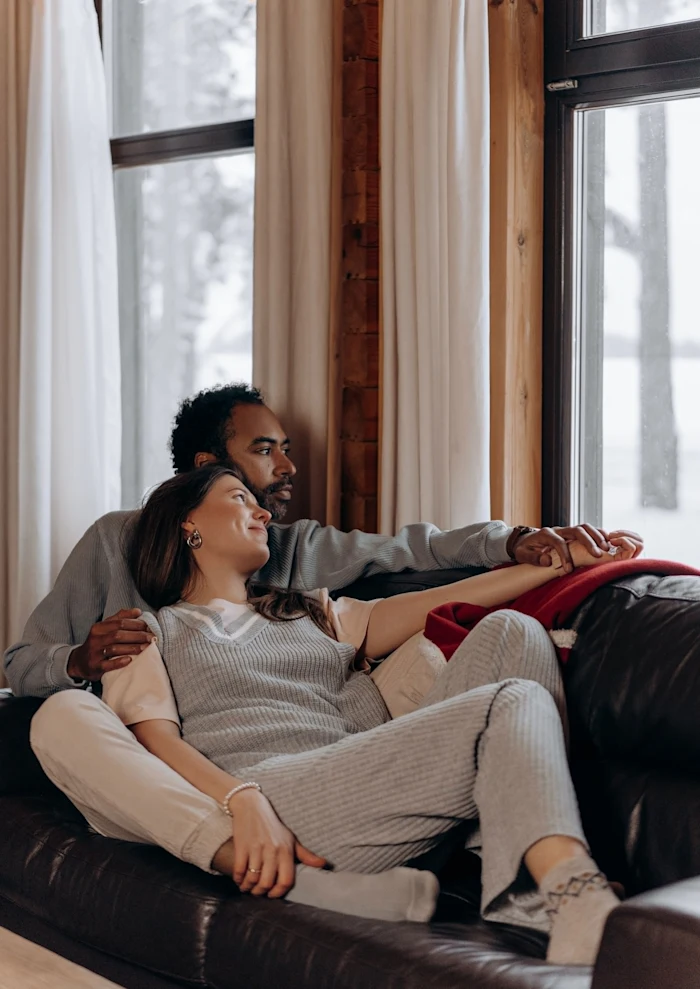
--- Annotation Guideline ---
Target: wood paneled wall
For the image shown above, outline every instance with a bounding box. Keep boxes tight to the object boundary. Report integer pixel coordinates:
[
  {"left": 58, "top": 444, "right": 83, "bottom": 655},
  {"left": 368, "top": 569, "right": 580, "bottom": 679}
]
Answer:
[
  {"left": 338, "top": 0, "right": 381, "bottom": 533},
  {"left": 488, "top": 0, "right": 545, "bottom": 526}
]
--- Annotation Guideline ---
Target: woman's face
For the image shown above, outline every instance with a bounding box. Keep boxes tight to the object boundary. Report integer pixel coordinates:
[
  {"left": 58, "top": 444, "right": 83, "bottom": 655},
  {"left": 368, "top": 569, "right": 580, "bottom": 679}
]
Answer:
[{"left": 182, "top": 474, "right": 272, "bottom": 575}]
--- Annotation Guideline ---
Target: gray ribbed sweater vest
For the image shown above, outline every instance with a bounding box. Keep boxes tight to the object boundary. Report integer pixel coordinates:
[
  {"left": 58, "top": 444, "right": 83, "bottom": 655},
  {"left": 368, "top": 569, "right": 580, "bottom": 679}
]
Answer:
[{"left": 145, "top": 603, "right": 390, "bottom": 776}]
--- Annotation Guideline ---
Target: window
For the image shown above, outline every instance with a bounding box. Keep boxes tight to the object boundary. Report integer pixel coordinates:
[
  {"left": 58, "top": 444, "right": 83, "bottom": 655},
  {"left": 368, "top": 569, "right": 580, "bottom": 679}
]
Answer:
[
  {"left": 99, "top": 0, "right": 256, "bottom": 507},
  {"left": 544, "top": 1, "right": 700, "bottom": 564},
  {"left": 586, "top": 0, "right": 700, "bottom": 35}
]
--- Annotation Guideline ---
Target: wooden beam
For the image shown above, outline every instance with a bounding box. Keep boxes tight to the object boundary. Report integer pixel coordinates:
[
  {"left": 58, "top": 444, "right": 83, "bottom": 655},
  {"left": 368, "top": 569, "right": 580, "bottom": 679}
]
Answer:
[
  {"left": 326, "top": 0, "right": 344, "bottom": 527},
  {"left": 488, "top": 0, "right": 544, "bottom": 527},
  {"left": 339, "top": 0, "right": 381, "bottom": 532}
]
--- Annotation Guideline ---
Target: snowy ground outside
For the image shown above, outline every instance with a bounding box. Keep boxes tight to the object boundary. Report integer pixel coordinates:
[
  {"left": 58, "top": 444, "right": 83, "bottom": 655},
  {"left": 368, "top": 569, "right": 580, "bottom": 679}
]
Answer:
[{"left": 600, "top": 357, "right": 700, "bottom": 567}]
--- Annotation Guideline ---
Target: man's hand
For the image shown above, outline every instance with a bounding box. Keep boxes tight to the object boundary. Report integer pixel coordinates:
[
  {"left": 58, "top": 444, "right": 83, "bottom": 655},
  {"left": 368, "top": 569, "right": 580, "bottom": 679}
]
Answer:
[
  {"left": 66, "top": 608, "right": 154, "bottom": 682},
  {"left": 563, "top": 531, "right": 641, "bottom": 569},
  {"left": 513, "top": 524, "right": 615, "bottom": 574}
]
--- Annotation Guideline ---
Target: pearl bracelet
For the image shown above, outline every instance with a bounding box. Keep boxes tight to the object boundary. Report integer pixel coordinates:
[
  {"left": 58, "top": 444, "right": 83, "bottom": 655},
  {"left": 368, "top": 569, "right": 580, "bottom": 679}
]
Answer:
[{"left": 220, "top": 781, "right": 262, "bottom": 817}]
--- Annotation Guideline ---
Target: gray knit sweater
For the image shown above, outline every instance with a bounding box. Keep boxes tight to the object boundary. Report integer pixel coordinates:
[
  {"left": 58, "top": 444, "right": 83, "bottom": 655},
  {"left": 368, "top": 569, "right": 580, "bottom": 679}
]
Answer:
[
  {"left": 147, "top": 602, "right": 389, "bottom": 776},
  {"left": 4, "top": 511, "right": 513, "bottom": 698}
]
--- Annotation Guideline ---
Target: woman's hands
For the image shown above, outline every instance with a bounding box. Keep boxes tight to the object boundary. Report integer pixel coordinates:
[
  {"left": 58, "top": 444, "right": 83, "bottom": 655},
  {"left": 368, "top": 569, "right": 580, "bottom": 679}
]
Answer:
[
  {"left": 229, "top": 788, "right": 326, "bottom": 898},
  {"left": 554, "top": 529, "right": 643, "bottom": 570}
]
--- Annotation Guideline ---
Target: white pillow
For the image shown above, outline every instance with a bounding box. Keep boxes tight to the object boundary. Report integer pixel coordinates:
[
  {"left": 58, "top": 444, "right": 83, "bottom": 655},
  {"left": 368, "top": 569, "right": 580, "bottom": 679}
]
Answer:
[{"left": 370, "top": 632, "right": 447, "bottom": 718}]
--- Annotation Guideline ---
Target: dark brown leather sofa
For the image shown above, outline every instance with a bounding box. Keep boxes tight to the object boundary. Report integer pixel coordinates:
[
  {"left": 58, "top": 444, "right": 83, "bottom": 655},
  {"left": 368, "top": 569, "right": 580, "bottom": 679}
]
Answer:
[{"left": 2, "top": 569, "right": 700, "bottom": 989}]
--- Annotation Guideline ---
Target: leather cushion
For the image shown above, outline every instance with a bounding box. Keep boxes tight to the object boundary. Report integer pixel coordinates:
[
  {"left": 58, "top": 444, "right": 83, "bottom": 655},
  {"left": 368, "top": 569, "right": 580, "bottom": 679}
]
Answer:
[
  {"left": 0, "top": 794, "right": 230, "bottom": 985},
  {"left": 205, "top": 888, "right": 586, "bottom": 989},
  {"left": 334, "top": 567, "right": 488, "bottom": 601},
  {"left": 0, "top": 692, "right": 51, "bottom": 796},
  {"left": 565, "top": 573, "right": 700, "bottom": 773},
  {"left": 0, "top": 795, "right": 590, "bottom": 989}
]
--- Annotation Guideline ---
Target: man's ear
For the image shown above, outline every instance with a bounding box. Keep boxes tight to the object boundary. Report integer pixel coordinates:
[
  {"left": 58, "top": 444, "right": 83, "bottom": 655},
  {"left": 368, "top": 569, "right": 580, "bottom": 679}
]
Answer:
[{"left": 193, "top": 452, "right": 217, "bottom": 469}]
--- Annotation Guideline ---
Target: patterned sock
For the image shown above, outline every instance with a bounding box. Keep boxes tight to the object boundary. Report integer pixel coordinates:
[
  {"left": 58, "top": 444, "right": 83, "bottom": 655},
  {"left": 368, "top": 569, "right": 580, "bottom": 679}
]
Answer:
[
  {"left": 286, "top": 864, "right": 439, "bottom": 922},
  {"left": 540, "top": 853, "right": 620, "bottom": 965}
]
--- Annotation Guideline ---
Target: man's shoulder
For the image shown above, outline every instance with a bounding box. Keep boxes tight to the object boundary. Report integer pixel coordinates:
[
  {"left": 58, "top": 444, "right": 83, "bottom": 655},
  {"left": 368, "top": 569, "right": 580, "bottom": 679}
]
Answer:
[{"left": 93, "top": 509, "right": 141, "bottom": 553}]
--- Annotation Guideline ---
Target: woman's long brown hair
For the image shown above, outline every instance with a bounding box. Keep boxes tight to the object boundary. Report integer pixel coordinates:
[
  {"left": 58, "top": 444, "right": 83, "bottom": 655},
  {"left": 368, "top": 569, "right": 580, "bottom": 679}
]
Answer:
[{"left": 127, "top": 464, "right": 335, "bottom": 638}]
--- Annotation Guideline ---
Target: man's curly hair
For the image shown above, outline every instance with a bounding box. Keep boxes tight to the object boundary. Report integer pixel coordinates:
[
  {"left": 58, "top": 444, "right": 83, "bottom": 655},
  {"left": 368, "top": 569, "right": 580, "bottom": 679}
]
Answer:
[{"left": 169, "top": 384, "right": 265, "bottom": 474}]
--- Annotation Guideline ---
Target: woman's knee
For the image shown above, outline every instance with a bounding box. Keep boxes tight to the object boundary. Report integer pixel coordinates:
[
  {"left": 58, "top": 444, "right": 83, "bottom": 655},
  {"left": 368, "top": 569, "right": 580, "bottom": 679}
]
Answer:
[
  {"left": 491, "top": 677, "right": 559, "bottom": 718},
  {"left": 479, "top": 609, "right": 546, "bottom": 642}
]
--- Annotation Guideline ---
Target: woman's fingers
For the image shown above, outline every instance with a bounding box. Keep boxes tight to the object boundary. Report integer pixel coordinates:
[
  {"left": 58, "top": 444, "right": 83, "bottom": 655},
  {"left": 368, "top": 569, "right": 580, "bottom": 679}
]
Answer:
[
  {"left": 250, "top": 847, "right": 279, "bottom": 897},
  {"left": 610, "top": 535, "right": 636, "bottom": 560},
  {"left": 267, "top": 847, "right": 296, "bottom": 899},
  {"left": 295, "top": 841, "right": 327, "bottom": 869},
  {"left": 609, "top": 530, "right": 644, "bottom": 558},
  {"left": 238, "top": 851, "right": 265, "bottom": 893},
  {"left": 233, "top": 841, "right": 255, "bottom": 888}
]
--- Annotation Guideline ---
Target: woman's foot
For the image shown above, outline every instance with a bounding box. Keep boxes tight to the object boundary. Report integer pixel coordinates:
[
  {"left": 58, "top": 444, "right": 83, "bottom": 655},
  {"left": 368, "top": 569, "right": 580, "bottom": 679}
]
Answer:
[
  {"left": 540, "top": 852, "right": 620, "bottom": 965},
  {"left": 286, "top": 864, "right": 439, "bottom": 922}
]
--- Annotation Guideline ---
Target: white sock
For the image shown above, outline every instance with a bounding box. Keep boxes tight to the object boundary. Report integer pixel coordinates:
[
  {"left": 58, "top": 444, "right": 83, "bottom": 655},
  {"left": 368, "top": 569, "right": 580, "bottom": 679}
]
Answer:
[
  {"left": 540, "top": 852, "right": 620, "bottom": 965},
  {"left": 286, "top": 864, "right": 439, "bottom": 923}
]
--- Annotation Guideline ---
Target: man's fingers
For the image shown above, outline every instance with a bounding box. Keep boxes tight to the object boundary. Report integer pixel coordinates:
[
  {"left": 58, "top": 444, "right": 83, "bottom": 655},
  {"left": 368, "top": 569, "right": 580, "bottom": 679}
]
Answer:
[
  {"left": 561, "top": 525, "right": 603, "bottom": 557},
  {"left": 99, "top": 656, "right": 133, "bottom": 672},
  {"left": 542, "top": 530, "right": 574, "bottom": 572},
  {"left": 97, "top": 618, "right": 149, "bottom": 634},
  {"left": 579, "top": 523, "right": 610, "bottom": 552},
  {"left": 98, "top": 642, "right": 151, "bottom": 658},
  {"left": 114, "top": 620, "right": 150, "bottom": 633},
  {"left": 110, "top": 629, "right": 154, "bottom": 644}
]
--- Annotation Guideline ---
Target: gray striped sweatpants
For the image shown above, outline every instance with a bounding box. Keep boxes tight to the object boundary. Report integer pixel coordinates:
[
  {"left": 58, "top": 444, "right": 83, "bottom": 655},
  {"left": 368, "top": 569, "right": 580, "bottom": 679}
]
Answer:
[{"left": 248, "top": 610, "right": 585, "bottom": 929}]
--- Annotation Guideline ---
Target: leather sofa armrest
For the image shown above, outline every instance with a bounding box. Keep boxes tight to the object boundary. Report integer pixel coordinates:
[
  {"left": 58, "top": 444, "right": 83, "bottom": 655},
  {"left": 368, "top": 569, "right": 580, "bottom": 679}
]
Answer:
[
  {"left": 593, "top": 878, "right": 700, "bottom": 989},
  {"left": 0, "top": 689, "right": 52, "bottom": 795}
]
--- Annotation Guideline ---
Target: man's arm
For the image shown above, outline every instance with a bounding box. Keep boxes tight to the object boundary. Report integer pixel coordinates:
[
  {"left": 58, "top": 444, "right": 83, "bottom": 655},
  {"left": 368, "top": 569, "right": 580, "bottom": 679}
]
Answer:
[
  {"left": 3, "top": 515, "right": 149, "bottom": 698},
  {"left": 262, "top": 519, "right": 513, "bottom": 592}
]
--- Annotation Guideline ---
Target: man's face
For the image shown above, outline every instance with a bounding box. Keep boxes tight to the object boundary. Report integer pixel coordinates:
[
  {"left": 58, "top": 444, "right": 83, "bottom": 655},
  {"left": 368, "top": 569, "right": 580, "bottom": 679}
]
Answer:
[{"left": 221, "top": 404, "right": 296, "bottom": 521}]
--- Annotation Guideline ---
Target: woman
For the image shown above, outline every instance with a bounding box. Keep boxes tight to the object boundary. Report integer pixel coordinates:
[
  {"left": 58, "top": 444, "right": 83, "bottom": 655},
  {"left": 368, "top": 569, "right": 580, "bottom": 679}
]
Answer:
[{"left": 103, "top": 464, "right": 638, "bottom": 965}]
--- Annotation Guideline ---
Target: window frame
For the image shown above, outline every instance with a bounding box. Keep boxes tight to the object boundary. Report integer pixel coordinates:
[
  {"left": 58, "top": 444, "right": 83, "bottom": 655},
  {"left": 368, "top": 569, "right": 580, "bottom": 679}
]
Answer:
[
  {"left": 94, "top": 0, "right": 256, "bottom": 508},
  {"left": 542, "top": 1, "right": 700, "bottom": 524},
  {"left": 95, "top": 0, "right": 255, "bottom": 171}
]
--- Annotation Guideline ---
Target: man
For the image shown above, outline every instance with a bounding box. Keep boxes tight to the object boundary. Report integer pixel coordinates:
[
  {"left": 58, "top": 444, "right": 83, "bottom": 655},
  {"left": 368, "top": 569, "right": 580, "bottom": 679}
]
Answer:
[{"left": 4, "top": 382, "right": 618, "bottom": 698}]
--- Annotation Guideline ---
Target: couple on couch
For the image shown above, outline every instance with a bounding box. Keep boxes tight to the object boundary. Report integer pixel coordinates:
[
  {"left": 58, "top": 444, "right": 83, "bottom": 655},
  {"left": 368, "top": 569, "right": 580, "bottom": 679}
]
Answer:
[{"left": 4, "top": 383, "right": 644, "bottom": 967}]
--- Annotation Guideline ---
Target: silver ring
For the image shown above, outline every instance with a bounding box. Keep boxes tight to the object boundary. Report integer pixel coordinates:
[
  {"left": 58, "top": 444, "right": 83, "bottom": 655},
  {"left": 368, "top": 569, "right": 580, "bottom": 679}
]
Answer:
[
  {"left": 102, "top": 648, "right": 109, "bottom": 659},
  {"left": 247, "top": 868, "right": 261, "bottom": 875}
]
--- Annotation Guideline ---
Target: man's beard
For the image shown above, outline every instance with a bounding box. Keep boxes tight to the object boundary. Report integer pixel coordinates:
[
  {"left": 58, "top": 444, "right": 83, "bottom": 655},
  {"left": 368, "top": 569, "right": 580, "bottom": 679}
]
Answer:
[
  {"left": 220, "top": 458, "right": 291, "bottom": 521},
  {"left": 258, "top": 479, "right": 292, "bottom": 521}
]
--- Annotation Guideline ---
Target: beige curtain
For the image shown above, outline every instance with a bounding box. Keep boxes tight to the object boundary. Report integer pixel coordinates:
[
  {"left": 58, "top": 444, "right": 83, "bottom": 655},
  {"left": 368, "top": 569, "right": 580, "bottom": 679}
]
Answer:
[
  {"left": 0, "top": 1, "right": 32, "bottom": 666},
  {"left": 379, "top": 0, "right": 490, "bottom": 534},
  {"left": 253, "top": 0, "right": 336, "bottom": 525}
]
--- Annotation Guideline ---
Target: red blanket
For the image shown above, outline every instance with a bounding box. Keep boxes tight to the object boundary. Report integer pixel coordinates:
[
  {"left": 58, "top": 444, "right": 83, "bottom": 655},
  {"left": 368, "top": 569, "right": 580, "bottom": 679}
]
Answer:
[{"left": 424, "top": 559, "right": 700, "bottom": 662}]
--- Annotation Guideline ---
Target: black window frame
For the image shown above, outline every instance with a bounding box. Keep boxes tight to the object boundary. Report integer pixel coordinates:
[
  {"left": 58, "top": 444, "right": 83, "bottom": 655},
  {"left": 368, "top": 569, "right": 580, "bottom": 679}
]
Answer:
[
  {"left": 542, "top": 1, "right": 700, "bottom": 524},
  {"left": 94, "top": 0, "right": 256, "bottom": 507},
  {"left": 95, "top": 0, "right": 255, "bottom": 168}
]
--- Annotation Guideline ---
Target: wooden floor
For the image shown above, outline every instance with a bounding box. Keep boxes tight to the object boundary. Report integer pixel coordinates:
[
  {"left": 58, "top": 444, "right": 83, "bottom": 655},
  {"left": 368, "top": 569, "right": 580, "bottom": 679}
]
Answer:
[{"left": 0, "top": 926, "right": 123, "bottom": 989}]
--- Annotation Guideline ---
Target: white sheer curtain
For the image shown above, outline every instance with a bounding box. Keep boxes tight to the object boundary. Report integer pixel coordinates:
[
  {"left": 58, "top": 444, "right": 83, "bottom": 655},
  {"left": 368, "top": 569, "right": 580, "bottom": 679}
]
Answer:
[
  {"left": 379, "top": 0, "right": 490, "bottom": 534},
  {"left": 253, "top": 0, "right": 335, "bottom": 524},
  {"left": 12, "top": 0, "right": 121, "bottom": 640},
  {"left": 0, "top": 0, "right": 32, "bottom": 664}
]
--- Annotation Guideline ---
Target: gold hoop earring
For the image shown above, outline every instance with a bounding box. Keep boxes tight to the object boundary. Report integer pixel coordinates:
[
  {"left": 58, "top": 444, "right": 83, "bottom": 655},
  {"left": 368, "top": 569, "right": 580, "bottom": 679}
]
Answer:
[{"left": 186, "top": 529, "right": 202, "bottom": 549}]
